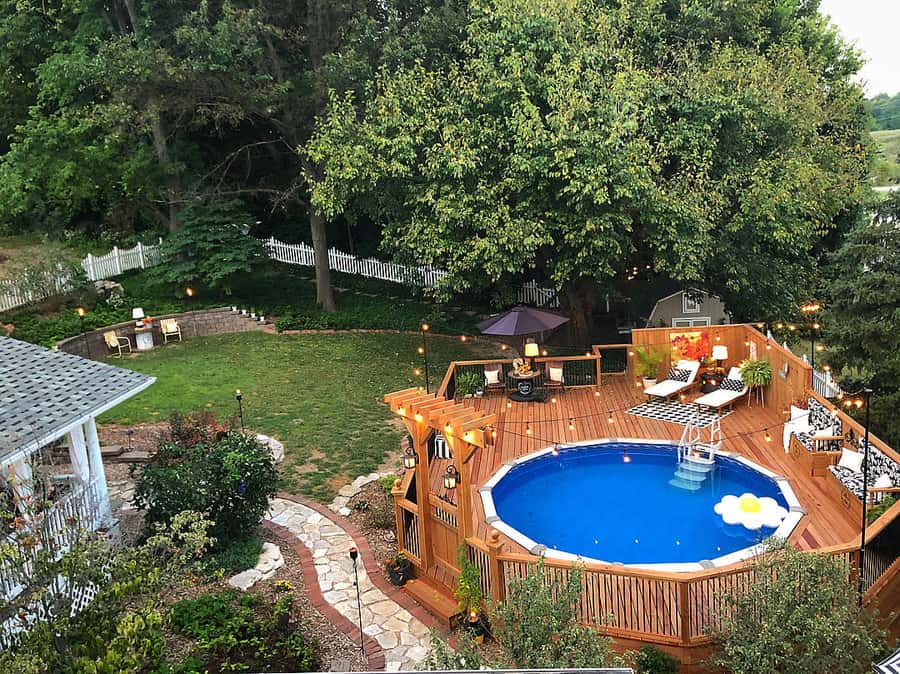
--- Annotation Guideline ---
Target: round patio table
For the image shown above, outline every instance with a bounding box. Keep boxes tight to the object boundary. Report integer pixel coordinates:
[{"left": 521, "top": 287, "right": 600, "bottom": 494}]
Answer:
[{"left": 507, "top": 370, "right": 545, "bottom": 402}]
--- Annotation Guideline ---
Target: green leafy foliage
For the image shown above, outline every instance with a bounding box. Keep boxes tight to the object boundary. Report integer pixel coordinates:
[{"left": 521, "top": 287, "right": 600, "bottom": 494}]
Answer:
[
  {"left": 490, "top": 561, "right": 621, "bottom": 668},
  {"left": 634, "top": 346, "right": 666, "bottom": 379},
  {"left": 637, "top": 645, "right": 680, "bottom": 674},
  {"left": 149, "top": 200, "right": 266, "bottom": 292},
  {"left": 824, "top": 192, "right": 900, "bottom": 447},
  {"left": 170, "top": 590, "right": 316, "bottom": 672},
  {"left": 454, "top": 546, "right": 484, "bottom": 614},
  {"left": 869, "top": 92, "right": 900, "bottom": 131},
  {"left": 198, "top": 535, "right": 265, "bottom": 577},
  {"left": 709, "top": 544, "right": 887, "bottom": 674},
  {"left": 133, "top": 412, "right": 279, "bottom": 545},
  {"left": 739, "top": 358, "right": 773, "bottom": 387},
  {"left": 419, "top": 629, "right": 482, "bottom": 671}
]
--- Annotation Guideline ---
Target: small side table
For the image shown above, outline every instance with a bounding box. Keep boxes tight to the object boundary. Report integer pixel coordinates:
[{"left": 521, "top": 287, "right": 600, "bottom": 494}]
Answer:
[
  {"left": 507, "top": 371, "right": 546, "bottom": 402},
  {"left": 135, "top": 326, "right": 154, "bottom": 351},
  {"left": 699, "top": 371, "right": 721, "bottom": 394}
]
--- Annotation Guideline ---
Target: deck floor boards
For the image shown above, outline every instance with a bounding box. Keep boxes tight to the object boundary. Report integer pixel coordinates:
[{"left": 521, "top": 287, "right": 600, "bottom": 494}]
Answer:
[{"left": 430, "top": 377, "right": 857, "bottom": 552}]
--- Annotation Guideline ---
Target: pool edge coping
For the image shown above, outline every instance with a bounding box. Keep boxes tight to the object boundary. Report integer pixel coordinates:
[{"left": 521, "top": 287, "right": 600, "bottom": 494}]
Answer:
[{"left": 479, "top": 438, "right": 805, "bottom": 572}]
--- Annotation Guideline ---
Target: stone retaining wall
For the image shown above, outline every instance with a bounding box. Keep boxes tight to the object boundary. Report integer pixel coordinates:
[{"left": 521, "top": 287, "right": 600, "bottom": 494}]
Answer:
[{"left": 57, "top": 307, "right": 267, "bottom": 359}]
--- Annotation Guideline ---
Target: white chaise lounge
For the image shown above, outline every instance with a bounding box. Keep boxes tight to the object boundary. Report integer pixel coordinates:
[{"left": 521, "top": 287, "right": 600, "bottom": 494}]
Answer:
[
  {"left": 694, "top": 367, "right": 748, "bottom": 413},
  {"left": 644, "top": 360, "right": 700, "bottom": 401}
]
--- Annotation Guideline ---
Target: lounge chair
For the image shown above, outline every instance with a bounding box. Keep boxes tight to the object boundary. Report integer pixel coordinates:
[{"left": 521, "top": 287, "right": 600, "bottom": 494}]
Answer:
[
  {"left": 644, "top": 360, "right": 700, "bottom": 401},
  {"left": 160, "top": 318, "right": 182, "bottom": 344},
  {"left": 694, "top": 367, "right": 748, "bottom": 413},
  {"left": 483, "top": 363, "right": 505, "bottom": 395},
  {"left": 104, "top": 330, "right": 131, "bottom": 357}
]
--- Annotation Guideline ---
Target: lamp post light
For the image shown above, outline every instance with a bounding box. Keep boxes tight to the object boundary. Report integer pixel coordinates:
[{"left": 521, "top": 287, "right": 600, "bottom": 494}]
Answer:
[
  {"left": 76, "top": 307, "right": 91, "bottom": 359},
  {"left": 235, "top": 389, "right": 245, "bottom": 433},
  {"left": 185, "top": 287, "right": 197, "bottom": 337},
  {"left": 857, "top": 388, "right": 873, "bottom": 606},
  {"left": 349, "top": 546, "right": 365, "bottom": 655},
  {"left": 420, "top": 322, "right": 430, "bottom": 393}
]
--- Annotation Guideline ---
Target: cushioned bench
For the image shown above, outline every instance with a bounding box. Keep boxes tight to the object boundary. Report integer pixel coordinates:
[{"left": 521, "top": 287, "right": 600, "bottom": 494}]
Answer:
[
  {"left": 785, "top": 397, "right": 844, "bottom": 476},
  {"left": 825, "top": 440, "right": 900, "bottom": 522}
]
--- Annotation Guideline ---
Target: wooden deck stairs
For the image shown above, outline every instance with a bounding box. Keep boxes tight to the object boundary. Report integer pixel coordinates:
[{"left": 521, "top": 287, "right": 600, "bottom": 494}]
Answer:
[{"left": 404, "top": 570, "right": 459, "bottom": 627}]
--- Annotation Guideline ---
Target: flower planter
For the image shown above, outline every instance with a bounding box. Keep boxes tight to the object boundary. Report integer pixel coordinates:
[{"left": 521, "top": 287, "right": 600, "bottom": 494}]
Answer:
[
  {"left": 465, "top": 612, "right": 489, "bottom": 645},
  {"left": 642, "top": 377, "right": 658, "bottom": 388},
  {"left": 386, "top": 555, "right": 413, "bottom": 586}
]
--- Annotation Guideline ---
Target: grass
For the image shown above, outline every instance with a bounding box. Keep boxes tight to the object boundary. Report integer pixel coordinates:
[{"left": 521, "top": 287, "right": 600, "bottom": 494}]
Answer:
[
  {"left": 871, "top": 129, "right": 900, "bottom": 187},
  {"left": 100, "top": 330, "right": 504, "bottom": 502}
]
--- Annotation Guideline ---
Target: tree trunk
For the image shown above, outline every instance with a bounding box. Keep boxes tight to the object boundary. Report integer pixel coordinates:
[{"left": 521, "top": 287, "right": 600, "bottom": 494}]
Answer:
[
  {"left": 310, "top": 205, "right": 336, "bottom": 311},
  {"left": 564, "top": 278, "right": 599, "bottom": 349},
  {"left": 148, "top": 109, "right": 182, "bottom": 232}
]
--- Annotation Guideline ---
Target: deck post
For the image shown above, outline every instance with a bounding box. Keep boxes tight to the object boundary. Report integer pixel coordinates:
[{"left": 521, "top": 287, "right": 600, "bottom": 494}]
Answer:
[
  {"left": 412, "top": 425, "right": 433, "bottom": 569},
  {"left": 486, "top": 529, "right": 504, "bottom": 603},
  {"left": 391, "top": 477, "right": 406, "bottom": 557},
  {"left": 678, "top": 578, "right": 692, "bottom": 645},
  {"left": 595, "top": 353, "right": 602, "bottom": 388},
  {"left": 456, "top": 444, "right": 475, "bottom": 542}
]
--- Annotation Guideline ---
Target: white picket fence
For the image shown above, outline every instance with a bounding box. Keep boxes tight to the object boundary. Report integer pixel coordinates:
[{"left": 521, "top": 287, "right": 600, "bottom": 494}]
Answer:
[{"left": 0, "top": 235, "right": 559, "bottom": 313}]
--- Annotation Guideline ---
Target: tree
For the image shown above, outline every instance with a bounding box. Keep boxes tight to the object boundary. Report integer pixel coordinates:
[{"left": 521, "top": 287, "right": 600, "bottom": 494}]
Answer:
[
  {"left": 869, "top": 92, "right": 900, "bottom": 131},
  {"left": 307, "top": 0, "right": 871, "bottom": 340},
  {"left": 823, "top": 192, "right": 900, "bottom": 446},
  {"left": 709, "top": 544, "right": 887, "bottom": 674}
]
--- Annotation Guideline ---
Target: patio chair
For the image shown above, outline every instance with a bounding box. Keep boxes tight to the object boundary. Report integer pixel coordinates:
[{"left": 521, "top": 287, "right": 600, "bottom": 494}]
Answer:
[
  {"left": 544, "top": 361, "right": 565, "bottom": 393},
  {"left": 694, "top": 367, "right": 747, "bottom": 414},
  {"left": 644, "top": 360, "right": 700, "bottom": 401},
  {"left": 160, "top": 318, "right": 182, "bottom": 344},
  {"left": 483, "top": 363, "right": 505, "bottom": 395},
  {"left": 104, "top": 330, "right": 131, "bottom": 357}
]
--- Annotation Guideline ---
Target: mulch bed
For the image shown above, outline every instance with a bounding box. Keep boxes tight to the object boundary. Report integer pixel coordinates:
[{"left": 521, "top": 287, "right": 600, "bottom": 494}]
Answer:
[{"left": 345, "top": 480, "right": 399, "bottom": 573}]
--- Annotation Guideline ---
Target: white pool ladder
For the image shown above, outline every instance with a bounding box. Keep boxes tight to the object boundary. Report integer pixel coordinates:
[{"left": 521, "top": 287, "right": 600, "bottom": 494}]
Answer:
[{"left": 671, "top": 411, "right": 721, "bottom": 491}]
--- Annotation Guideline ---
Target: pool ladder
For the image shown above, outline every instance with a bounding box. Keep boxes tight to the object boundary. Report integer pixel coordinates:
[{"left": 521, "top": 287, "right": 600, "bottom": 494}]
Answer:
[{"left": 670, "top": 412, "right": 721, "bottom": 491}]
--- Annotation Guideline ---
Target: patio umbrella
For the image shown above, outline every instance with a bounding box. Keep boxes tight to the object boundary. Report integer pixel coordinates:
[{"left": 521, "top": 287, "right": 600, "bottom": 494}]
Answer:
[{"left": 478, "top": 305, "right": 570, "bottom": 355}]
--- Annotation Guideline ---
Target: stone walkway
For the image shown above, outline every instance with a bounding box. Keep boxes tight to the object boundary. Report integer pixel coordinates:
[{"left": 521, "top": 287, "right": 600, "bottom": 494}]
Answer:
[{"left": 266, "top": 497, "right": 431, "bottom": 671}]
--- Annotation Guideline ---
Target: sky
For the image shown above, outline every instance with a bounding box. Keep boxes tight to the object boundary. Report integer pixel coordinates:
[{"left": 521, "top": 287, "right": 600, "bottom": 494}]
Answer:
[{"left": 818, "top": 0, "right": 900, "bottom": 97}]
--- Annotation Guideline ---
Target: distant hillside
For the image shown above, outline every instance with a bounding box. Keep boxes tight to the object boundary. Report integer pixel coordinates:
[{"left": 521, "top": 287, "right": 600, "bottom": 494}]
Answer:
[
  {"left": 872, "top": 129, "right": 900, "bottom": 187},
  {"left": 869, "top": 93, "right": 900, "bottom": 131}
]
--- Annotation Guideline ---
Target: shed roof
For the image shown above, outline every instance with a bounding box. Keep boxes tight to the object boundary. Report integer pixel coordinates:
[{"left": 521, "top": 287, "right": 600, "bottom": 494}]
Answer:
[{"left": 0, "top": 337, "right": 154, "bottom": 463}]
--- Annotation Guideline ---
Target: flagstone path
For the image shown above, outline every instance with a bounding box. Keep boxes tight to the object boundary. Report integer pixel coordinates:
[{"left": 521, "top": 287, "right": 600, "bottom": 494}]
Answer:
[{"left": 265, "top": 496, "right": 435, "bottom": 671}]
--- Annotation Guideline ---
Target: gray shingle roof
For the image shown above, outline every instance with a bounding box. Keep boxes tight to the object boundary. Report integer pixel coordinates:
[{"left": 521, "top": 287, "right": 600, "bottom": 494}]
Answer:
[{"left": 0, "top": 337, "right": 155, "bottom": 462}]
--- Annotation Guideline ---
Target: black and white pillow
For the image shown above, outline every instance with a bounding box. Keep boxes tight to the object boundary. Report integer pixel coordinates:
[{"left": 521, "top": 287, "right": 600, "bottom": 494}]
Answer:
[
  {"left": 720, "top": 377, "right": 744, "bottom": 392},
  {"left": 807, "top": 397, "right": 831, "bottom": 430},
  {"left": 668, "top": 367, "right": 690, "bottom": 382}
]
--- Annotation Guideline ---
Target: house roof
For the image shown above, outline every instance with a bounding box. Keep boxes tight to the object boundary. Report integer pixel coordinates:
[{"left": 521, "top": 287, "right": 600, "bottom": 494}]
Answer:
[{"left": 0, "top": 337, "right": 155, "bottom": 464}]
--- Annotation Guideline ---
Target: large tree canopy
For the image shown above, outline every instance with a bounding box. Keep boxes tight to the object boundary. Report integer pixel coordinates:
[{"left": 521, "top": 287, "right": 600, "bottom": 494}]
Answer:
[{"left": 307, "top": 0, "right": 871, "bottom": 337}]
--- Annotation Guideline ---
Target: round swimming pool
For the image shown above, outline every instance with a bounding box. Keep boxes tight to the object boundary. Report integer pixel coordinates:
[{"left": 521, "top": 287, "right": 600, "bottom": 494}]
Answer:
[{"left": 482, "top": 441, "right": 801, "bottom": 570}]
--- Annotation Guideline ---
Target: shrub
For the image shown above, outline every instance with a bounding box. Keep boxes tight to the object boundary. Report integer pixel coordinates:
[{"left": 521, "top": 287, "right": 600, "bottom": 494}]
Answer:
[
  {"left": 709, "top": 544, "right": 887, "bottom": 674},
  {"left": 133, "top": 414, "right": 278, "bottom": 545},
  {"left": 198, "top": 534, "right": 264, "bottom": 577},
  {"left": 419, "top": 629, "right": 482, "bottom": 670},
  {"left": 170, "top": 589, "right": 316, "bottom": 672},
  {"left": 637, "top": 645, "right": 680, "bottom": 674},
  {"left": 490, "top": 561, "right": 622, "bottom": 668},
  {"left": 455, "top": 545, "right": 484, "bottom": 615}
]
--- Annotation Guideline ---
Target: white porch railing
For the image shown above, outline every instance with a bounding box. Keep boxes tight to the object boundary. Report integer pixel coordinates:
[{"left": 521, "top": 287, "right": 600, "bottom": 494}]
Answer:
[
  {"left": 0, "top": 479, "right": 105, "bottom": 603},
  {"left": 1, "top": 235, "right": 559, "bottom": 312}
]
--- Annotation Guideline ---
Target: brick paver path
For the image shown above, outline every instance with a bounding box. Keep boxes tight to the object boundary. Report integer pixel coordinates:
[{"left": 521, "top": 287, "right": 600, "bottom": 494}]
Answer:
[{"left": 266, "top": 497, "right": 432, "bottom": 671}]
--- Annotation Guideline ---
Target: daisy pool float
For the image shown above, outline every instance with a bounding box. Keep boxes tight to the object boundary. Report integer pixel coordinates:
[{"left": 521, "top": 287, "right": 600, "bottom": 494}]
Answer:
[{"left": 714, "top": 493, "right": 787, "bottom": 530}]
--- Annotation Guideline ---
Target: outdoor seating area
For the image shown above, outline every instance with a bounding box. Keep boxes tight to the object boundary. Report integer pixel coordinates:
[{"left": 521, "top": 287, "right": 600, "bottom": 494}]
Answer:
[{"left": 385, "top": 322, "right": 900, "bottom": 664}]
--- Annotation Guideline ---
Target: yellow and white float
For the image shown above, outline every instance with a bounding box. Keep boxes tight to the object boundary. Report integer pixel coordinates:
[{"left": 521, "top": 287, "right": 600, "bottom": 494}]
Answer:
[{"left": 713, "top": 493, "right": 788, "bottom": 530}]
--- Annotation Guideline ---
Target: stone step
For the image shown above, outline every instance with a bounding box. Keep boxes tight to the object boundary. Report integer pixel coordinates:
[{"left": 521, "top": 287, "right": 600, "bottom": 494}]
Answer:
[
  {"left": 100, "top": 444, "right": 124, "bottom": 458},
  {"left": 107, "top": 450, "right": 151, "bottom": 464},
  {"left": 669, "top": 476, "right": 703, "bottom": 491}
]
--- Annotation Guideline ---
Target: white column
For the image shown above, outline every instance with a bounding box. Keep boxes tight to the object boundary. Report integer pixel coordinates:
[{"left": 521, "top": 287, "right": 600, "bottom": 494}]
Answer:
[
  {"left": 83, "top": 418, "right": 112, "bottom": 525},
  {"left": 67, "top": 427, "right": 90, "bottom": 484}
]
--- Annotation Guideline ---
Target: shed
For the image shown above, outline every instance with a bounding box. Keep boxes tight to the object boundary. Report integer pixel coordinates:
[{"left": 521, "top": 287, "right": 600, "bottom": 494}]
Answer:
[{"left": 646, "top": 289, "right": 730, "bottom": 328}]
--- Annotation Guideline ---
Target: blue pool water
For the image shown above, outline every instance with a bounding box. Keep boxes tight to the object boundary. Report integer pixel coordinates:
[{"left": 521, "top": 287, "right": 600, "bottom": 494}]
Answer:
[{"left": 490, "top": 443, "right": 787, "bottom": 565}]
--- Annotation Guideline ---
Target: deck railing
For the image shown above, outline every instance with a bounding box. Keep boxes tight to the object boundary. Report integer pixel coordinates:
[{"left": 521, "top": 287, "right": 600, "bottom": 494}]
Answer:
[
  {"left": 437, "top": 354, "right": 601, "bottom": 401},
  {"left": 592, "top": 343, "right": 631, "bottom": 376}
]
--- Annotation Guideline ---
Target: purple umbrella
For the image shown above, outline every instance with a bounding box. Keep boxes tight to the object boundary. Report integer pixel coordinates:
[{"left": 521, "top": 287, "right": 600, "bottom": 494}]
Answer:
[{"left": 478, "top": 305, "right": 570, "bottom": 356}]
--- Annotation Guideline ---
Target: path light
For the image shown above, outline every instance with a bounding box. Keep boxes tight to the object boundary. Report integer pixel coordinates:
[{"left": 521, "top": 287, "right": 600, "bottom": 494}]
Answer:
[
  {"left": 443, "top": 466, "right": 459, "bottom": 490},
  {"left": 348, "top": 547, "right": 365, "bottom": 655},
  {"left": 420, "top": 322, "right": 430, "bottom": 393},
  {"left": 235, "top": 389, "right": 245, "bottom": 433},
  {"left": 607, "top": 411, "right": 614, "bottom": 424},
  {"left": 403, "top": 447, "right": 417, "bottom": 470},
  {"left": 525, "top": 424, "right": 532, "bottom": 435},
  {"left": 568, "top": 418, "right": 575, "bottom": 431},
  {"left": 764, "top": 429, "right": 772, "bottom": 443},
  {"left": 76, "top": 307, "right": 91, "bottom": 358}
]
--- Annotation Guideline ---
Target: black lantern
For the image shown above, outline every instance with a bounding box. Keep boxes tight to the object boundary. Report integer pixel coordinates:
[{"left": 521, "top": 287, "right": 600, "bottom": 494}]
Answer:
[
  {"left": 403, "top": 447, "right": 417, "bottom": 470},
  {"left": 443, "top": 465, "right": 459, "bottom": 490}
]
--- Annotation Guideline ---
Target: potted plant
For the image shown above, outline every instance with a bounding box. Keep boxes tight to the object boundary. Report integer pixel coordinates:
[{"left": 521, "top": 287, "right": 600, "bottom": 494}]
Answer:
[
  {"left": 456, "top": 371, "right": 483, "bottom": 399},
  {"left": 455, "top": 546, "right": 488, "bottom": 643},
  {"left": 634, "top": 346, "right": 666, "bottom": 388},
  {"left": 739, "top": 358, "right": 773, "bottom": 406},
  {"left": 386, "top": 552, "right": 412, "bottom": 586}
]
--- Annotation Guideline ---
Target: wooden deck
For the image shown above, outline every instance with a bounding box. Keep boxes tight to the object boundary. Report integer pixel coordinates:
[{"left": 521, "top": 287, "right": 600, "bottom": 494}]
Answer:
[{"left": 431, "top": 376, "right": 858, "bottom": 553}]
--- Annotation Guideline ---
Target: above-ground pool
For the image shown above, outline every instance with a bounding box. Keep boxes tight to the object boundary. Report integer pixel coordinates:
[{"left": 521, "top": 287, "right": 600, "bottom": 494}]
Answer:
[{"left": 481, "top": 440, "right": 803, "bottom": 571}]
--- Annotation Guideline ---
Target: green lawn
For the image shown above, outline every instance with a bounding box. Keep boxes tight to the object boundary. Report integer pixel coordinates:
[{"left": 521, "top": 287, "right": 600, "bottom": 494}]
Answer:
[
  {"left": 100, "top": 331, "right": 504, "bottom": 501},
  {"left": 872, "top": 129, "right": 900, "bottom": 187}
]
